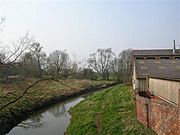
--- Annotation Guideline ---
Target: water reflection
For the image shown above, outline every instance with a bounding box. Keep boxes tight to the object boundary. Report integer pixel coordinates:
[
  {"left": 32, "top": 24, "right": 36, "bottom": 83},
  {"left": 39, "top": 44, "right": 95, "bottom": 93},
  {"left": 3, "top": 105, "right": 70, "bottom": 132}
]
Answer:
[
  {"left": 48, "top": 104, "right": 66, "bottom": 118},
  {"left": 8, "top": 97, "right": 84, "bottom": 135}
]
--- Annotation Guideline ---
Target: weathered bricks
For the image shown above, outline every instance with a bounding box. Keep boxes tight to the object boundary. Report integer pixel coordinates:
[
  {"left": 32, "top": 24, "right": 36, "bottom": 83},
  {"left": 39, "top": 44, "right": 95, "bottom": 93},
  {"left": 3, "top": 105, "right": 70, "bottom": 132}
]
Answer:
[{"left": 135, "top": 94, "right": 180, "bottom": 135}]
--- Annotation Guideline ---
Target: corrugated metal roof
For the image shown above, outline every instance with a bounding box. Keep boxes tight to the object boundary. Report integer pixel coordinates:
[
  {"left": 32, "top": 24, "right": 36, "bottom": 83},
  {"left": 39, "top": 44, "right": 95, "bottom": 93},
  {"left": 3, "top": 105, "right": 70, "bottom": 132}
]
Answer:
[
  {"left": 133, "top": 49, "right": 180, "bottom": 56},
  {"left": 135, "top": 60, "right": 180, "bottom": 79}
]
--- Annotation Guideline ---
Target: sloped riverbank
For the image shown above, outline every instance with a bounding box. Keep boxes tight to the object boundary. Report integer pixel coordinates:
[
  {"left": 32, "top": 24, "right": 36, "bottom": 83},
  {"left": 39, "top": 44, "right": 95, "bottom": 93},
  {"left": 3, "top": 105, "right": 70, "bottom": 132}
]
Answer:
[
  {"left": 8, "top": 96, "right": 85, "bottom": 135},
  {"left": 0, "top": 79, "right": 116, "bottom": 134},
  {"left": 66, "top": 84, "right": 156, "bottom": 135}
]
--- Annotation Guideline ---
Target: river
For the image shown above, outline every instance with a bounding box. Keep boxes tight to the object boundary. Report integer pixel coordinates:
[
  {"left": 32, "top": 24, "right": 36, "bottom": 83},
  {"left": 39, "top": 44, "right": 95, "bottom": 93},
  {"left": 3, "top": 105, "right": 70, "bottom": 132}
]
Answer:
[{"left": 7, "top": 97, "right": 84, "bottom": 135}]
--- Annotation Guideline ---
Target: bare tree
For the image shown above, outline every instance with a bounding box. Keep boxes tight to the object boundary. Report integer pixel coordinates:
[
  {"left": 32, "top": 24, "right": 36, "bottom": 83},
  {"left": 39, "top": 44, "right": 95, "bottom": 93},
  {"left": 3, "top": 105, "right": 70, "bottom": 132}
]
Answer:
[
  {"left": 0, "top": 18, "right": 33, "bottom": 82},
  {"left": 0, "top": 33, "right": 33, "bottom": 82},
  {"left": 19, "top": 52, "right": 36, "bottom": 77},
  {"left": 0, "top": 78, "right": 73, "bottom": 111},
  {"left": 0, "top": 17, "right": 6, "bottom": 32},
  {"left": 109, "top": 57, "right": 120, "bottom": 81},
  {"left": 0, "top": 32, "right": 33, "bottom": 67},
  {"left": 0, "top": 17, "right": 6, "bottom": 64},
  {"left": 118, "top": 49, "right": 132, "bottom": 83},
  {"left": 88, "top": 48, "right": 115, "bottom": 80},
  {"left": 30, "top": 42, "right": 46, "bottom": 77},
  {"left": 0, "top": 47, "right": 6, "bottom": 63},
  {"left": 47, "top": 50, "right": 69, "bottom": 77}
]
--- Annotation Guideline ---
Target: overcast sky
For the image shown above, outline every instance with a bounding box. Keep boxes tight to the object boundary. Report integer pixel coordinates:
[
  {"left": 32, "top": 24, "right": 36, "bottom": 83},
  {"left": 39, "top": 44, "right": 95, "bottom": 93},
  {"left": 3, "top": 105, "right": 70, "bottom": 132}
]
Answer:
[{"left": 0, "top": 0, "right": 179, "bottom": 59}]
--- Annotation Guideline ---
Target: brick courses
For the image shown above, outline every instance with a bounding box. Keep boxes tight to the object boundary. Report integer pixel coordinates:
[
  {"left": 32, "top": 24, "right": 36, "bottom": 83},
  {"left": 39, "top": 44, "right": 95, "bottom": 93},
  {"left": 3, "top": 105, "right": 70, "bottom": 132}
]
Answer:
[{"left": 135, "top": 93, "right": 180, "bottom": 135}]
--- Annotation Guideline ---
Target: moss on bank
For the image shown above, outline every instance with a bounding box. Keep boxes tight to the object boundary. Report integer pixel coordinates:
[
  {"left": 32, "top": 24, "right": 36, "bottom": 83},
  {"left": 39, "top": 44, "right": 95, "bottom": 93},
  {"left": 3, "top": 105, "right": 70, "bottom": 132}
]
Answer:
[
  {"left": 66, "top": 84, "right": 156, "bottom": 135},
  {"left": 0, "top": 79, "right": 113, "bottom": 134}
]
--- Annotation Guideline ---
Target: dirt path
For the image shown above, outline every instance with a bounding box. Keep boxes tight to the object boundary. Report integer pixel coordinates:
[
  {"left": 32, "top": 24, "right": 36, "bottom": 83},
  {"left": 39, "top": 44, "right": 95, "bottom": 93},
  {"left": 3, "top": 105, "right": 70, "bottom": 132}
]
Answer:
[{"left": 96, "top": 113, "right": 102, "bottom": 135}]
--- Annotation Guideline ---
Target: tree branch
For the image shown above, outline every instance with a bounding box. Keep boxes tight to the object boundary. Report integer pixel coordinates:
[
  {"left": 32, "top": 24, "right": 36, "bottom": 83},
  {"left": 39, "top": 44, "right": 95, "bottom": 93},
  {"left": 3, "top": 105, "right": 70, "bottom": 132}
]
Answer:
[{"left": 0, "top": 78, "right": 73, "bottom": 112}]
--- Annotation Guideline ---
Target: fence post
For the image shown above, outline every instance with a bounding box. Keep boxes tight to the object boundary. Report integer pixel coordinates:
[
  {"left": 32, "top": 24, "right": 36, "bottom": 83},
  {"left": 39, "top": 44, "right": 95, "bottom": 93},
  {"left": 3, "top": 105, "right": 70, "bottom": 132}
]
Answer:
[
  {"left": 146, "top": 76, "right": 149, "bottom": 92},
  {"left": 178, "top": 89, "right": 180, "bottom": 109}
]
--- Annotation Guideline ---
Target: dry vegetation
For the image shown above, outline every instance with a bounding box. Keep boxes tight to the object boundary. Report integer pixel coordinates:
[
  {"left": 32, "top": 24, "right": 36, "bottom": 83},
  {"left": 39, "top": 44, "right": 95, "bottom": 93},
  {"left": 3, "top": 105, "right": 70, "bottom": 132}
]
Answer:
[{"left": 0, "top": 79, "right": 113, "bottom": 132}]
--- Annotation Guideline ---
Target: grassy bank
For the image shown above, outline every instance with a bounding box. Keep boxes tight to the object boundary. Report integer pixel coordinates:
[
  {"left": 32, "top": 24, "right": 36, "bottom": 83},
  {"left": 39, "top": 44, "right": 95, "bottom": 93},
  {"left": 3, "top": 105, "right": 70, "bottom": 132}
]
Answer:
[
  {"left": 66, "top": 84, "right": 156, "bottom": 135},
  {"left": 0, "top": 79, "right": 114, "bottom": 134}
]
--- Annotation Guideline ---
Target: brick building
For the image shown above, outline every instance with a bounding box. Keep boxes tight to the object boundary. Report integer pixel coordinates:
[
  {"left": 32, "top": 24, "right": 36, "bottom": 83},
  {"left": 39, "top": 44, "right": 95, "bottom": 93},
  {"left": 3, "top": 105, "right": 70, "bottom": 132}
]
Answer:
[{"left": 132, "top": 45, "right": 180, "bottom": 135}]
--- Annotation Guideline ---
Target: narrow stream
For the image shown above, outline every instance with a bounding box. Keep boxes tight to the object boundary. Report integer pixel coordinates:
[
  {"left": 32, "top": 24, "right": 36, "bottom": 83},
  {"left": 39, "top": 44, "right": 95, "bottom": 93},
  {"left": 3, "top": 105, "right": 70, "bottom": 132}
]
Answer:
[{"left": 7, "top": 97, "right": 84, "bottom": 135}]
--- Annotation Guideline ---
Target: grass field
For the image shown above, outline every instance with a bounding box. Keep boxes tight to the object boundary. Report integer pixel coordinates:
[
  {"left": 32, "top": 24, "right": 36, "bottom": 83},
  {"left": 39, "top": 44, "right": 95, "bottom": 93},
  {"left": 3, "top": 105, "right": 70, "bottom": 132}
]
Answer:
[{"left": 66, "top": 84, "right": 156, "bottom": 135}]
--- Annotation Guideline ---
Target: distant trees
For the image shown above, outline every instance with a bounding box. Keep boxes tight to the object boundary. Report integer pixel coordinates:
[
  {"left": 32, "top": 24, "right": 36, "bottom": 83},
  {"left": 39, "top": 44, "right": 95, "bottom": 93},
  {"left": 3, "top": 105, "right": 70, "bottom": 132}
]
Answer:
[
  {"left": 0, "top": 18, "right": 133, "bottom": 82},
  {"left": 20, "top": 52, "right": 36, "bottom": 77},
  {"left": 88, "top": 48, "right": 115, "bottom": 80},
  {"left": 30, "top": 42, "right": 46, "bottom": 77},
  {"left": 0, "top": 33, "right": 33, "bottom": 81},
  {"left": 87, "top": 48, "right": 132, "bottom": 82},
  {"left": 82, "top": 68, "right": 97, "bottom": 80},
  {"left": 18, "top": 42, "right": 46, "bottom": 78},
  {"left": 109, "top": 49, "right": 132, "bottom": 83},
  {"left": 0, "top": 36, "right": 132, "bottom": 82},
  {"left": 47, "top": 50, "right": 70, "bottom": 78},
  {"left": 118, "top": 49, "right": 132, "bottom": 83},
  {"left": 1, "top": 33, "right": 32, "bottom": 65}
]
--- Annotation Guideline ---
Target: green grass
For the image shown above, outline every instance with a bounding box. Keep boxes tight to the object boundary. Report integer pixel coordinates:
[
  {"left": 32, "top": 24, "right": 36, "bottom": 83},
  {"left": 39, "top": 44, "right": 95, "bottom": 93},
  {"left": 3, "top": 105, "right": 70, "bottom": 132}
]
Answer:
[{"left": 66, "top": 84, "right": 156, "bottom": 135}]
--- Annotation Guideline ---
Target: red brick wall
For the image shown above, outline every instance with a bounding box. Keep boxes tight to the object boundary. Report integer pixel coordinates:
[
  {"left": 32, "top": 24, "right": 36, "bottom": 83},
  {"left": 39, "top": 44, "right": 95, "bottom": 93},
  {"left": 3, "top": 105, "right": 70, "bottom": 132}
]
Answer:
[
  {"left": 136, "top": 94, "right": 180, "bottom": 135},
  {"left": 136, "top": 94, "right": 148, "bottom": 126}
]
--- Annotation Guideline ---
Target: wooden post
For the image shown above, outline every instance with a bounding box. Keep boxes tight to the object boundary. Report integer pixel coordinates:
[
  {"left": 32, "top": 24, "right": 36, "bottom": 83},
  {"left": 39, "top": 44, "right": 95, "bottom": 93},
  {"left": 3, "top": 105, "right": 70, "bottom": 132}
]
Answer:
[
  {"left": 178, "top": 89, "right": 180, "bottom": 109},
  {"left": 146, "top": 76, "right": 149, "bottom": 92}
]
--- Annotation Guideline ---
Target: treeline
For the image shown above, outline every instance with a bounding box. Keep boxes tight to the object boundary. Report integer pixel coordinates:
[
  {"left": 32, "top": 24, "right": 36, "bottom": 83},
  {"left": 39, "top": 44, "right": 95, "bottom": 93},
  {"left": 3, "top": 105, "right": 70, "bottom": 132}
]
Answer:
[
  {"left": 0, "top": 20, "right": 132, "bottom": 83},
  {"left": 0, "top": 40, "right": 132, "bottom": 83}
]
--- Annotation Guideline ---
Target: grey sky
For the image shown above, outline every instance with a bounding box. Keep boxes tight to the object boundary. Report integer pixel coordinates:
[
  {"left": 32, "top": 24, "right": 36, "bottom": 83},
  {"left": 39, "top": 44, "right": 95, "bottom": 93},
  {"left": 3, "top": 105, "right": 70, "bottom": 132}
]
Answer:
[{"left": 0, "top": 0, "right": 179, "bottom": 59}]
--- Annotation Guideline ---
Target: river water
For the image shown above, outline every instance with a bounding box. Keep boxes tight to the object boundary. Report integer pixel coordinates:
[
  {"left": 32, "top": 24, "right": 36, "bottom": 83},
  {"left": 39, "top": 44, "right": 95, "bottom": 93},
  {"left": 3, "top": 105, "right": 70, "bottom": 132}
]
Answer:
[{"left": 7, "top": 97, "right": 84, "bottom": 135}]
